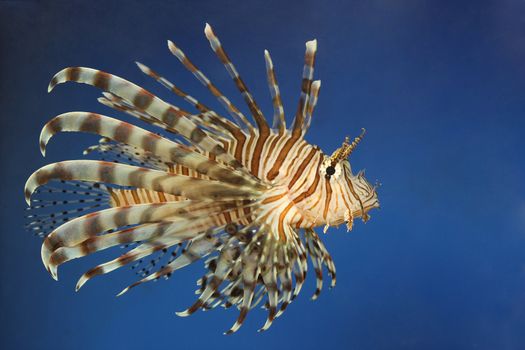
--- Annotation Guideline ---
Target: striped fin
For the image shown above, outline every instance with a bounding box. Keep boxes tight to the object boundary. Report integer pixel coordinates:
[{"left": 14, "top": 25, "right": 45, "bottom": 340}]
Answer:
[
  {"left": 26, "top": 196, "right": 103, "bottom": 211},
  {"left": 204, "top": 24, "right": 269, "bottom": 134},
  {"left": 275, "top": 245, "right": 293, "bottom": 318},
  {"left": 177, "top": 241, "right": 240, "bottom": 317},
  {"left": 132, "top": 243, "right": 182, "bottom": 279},
  {"left": 48, "top": 67, "right": 245, "bottom": 171},
  {"left": 204, "top": 23, "right": 272, "bottom": 176},
  {"left": 25, "top": 160, "right": 259, "bottom": 206},
  {"left": 167, "top": 40, "right": 253, "bottom": 130},
  {"left": 225, "top": 234, "right": 263, "bottom": 334},
  {"left": 250, "top": 285, "right": 267, "bottom": 310},
  {"left": 290, "top": 233, "right": 308, "bottom": 301},
  {"left": 308, "top": 228, "right": 336, "bottom": 287},
  {"left": 303, "top": 80, "right": 321, "bottom": 134},
  {"left": 76, "top": 233, "right": 190, "bottom": 291},
  {"left": 98, "top": 92, "right": 182, "bottom": 135},
  {"left": 291, "top": 39, "right": 317, "bottom": 137},
  {"left": 26, "top": 200, "right": 103, "bottom": 237},
  {"left": 85, "top": 140, "right": 170, "bottom": 171},
  {"left": 135, "top": 62, "right": 246, "bottom": 141},
  {"left": 40, "top": 200, "right": 221, "bottom": 252},
  {"left": 40, "top": 112, "right": 260, "bottom": 189},
  {"left": 117, "top": 234, "right": 220, "bottom": 296},
  {"left": 136, "top": 60, "right": 251, "bottom": 160},
  {"left": 258, "top": 240, "right": 279, "bottom": 332},
  {"left": 76, "top": 212, "right": 237, "bottom": 291},
  {"left": 135, "top": 61, "right": 210, "bottom": 113},
  {"left": 25, "top": 181, "right": 109, "bottom": 238},
  {"left": 224, "top": 259, "right": 258, "bottom": 334},
  {"left": 98, "top": 95, "right": 225, "bottom": 150},
  {"left": 49, "top": 222, "right": 170, "bottom": 278},
  {"left": 203, "top": 275, "right": 240, "bottom": 310},
  {"left": 186, "top": 112, "right": 232, "bottom": 139},
  {"left": 219, "top": 276, "right": 243, "bottom": 309},
  {"left": 107, "top": 187, "right": 183, "bottom": 207},
  {"left": 40, "top": 201, "right": 223, "bottom": 277},
  {"left": 306, "top": 233, "right": 324, "bottom": 300},
  {"left": 264, "top": 50, "right": 286, "bottom": 133}
]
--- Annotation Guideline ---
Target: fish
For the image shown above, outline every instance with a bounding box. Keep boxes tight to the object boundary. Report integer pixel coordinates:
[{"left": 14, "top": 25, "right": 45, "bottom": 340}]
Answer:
[{"left": 24, "top": 23, "right": 380, "bottom": 333}]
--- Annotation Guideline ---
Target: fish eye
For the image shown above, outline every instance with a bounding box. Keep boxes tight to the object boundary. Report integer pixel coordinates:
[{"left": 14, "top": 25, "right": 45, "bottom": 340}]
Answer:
[{"left": 320, "top": 158, "right": 342, "bottom": 180}]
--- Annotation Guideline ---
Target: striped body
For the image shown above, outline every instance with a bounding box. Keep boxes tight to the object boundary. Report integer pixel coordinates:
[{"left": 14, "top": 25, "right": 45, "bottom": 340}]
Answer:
[
  {"left": 25, "top": 24, "right": 379, "bottom": 333},
  {"left": 102, "top": 129, "right": 374, "bottom": 238}
]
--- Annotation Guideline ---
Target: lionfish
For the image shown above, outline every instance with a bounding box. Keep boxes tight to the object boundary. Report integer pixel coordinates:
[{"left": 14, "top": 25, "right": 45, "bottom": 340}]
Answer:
[{"left": 24, "top": 24, "right": 379, "bottom": 333}]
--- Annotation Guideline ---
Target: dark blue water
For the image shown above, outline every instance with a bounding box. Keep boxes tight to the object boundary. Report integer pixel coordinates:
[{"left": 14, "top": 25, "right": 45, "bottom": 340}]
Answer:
[{"left": 1, "top": 1, "right": 525, "bottom": 349}]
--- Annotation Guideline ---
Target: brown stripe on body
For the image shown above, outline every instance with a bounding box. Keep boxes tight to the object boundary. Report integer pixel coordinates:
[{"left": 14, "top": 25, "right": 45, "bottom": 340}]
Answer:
[
  {"left": 130, "top": 190, "right": 140, "bottom": 204},
  {"left": 261, "top": 192, "right": 287, "bottom": 204},
  {"left": 292, "top": 157, "right": 323, "bottom": 204},
  {"left": 243, "top": 132, "right": 256, "bottom": 168},
  {"left": 232, "top": 133, "right": 246, "bottom": 163},
  {"left": 295, "top": 217, "right": 304, "bottom": 228},
  {"left": 343, "top": 170, "right": 366, "bottom": 216},
  {"left": 266, "top": 134, "right": 307, "bottom": 181},
  {"left": 222, "top": 211, "right": 232, "bottom": 224},
  {"left": 121, "top": 191, "right": 130, "bottom": 206},
  {"left": 144, "top": 188, "right": 154, "bottom": 203},
  {"left": 331, "top": 178, "right": 350, "bottom": 212},
  {"left": 241, "top": 199, "right": 252, "bottom": 220},
  {"left": 264, "top": 133, "right": 282, "bottom": 166},
  {"left": 323, "top": 179, "right": 332, "bottom": 221},
  {"left": 250, "top": 129, "right": 270, "bottom": 178},
  {"left": 282, "top": 142, "right": 308, "bottom": 180},
  {"left": 107, "top": 187, "right": 121, "bottom": 206},
  {"left": 278, "top": 202, "right": 295, "bottom": 241},
  {"left": 331, "top": 182, "right": 342, "bottom": 214},
  {"left": 108, "top": 188, "right": 180, "bottom": 207},
  {"left": 212, "top": 117, "right": 246, "bottom": 160},
  {"left": 157, "top": 191, "right": 167, "bottom": 202}
]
